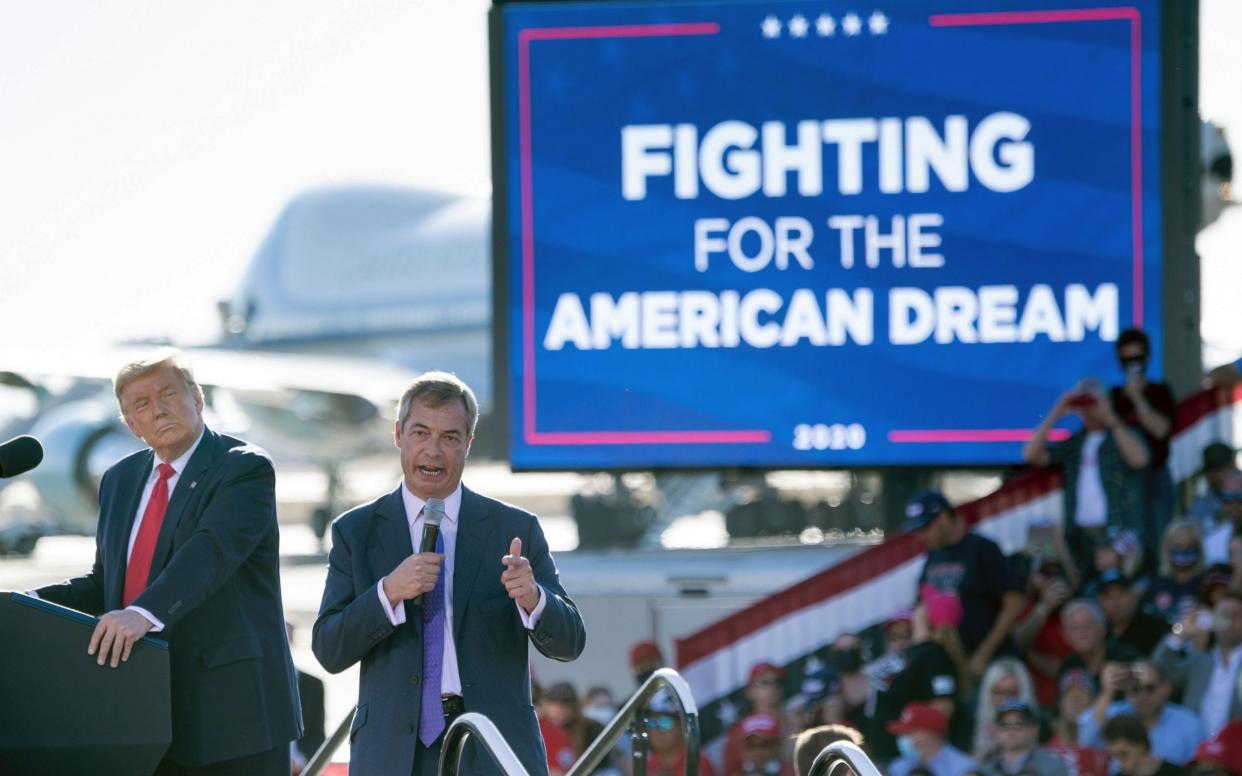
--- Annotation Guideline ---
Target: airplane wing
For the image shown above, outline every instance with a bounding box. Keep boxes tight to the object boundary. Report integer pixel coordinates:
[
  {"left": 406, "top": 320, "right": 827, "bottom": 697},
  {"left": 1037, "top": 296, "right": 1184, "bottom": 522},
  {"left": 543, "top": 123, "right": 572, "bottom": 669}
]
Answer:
[{"left": 0, "top": 345, "right": 421, "bottom": 535}]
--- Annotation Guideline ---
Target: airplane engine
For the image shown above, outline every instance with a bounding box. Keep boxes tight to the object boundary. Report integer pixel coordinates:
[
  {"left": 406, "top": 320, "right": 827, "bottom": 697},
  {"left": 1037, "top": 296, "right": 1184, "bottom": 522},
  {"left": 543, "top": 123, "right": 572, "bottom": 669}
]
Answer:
[{"left": 25, "top": 398, "right": 143, "bottom": 535}]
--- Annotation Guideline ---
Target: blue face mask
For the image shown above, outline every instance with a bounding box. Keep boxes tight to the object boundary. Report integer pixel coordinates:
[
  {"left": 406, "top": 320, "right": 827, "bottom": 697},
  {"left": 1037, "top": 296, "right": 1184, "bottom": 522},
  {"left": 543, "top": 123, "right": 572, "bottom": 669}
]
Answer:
[
  {"left": 897, "top": 736, "right": 919, "bottom": 760},
  {"left": 1170, "top": 548, "right": 1201, "bottom": 568}
]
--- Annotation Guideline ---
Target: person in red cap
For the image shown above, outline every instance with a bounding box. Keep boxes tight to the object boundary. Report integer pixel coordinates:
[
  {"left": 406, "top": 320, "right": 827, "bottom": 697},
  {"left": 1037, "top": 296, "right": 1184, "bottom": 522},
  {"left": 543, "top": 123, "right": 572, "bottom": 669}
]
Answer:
[
  {"left": 727, "top": 713, "right": 793, "bottom": 776},
  {"left": 724, "top": 662, "right": 787, "bottom": 776},
  {"left": 887, "top": 702, "right": 977, "bottom": 776},
  {"left": 1189, "top": 720, "right": 1242, "bottom": 776},
  {"left": 630, "top": 640, "right": 665, "bottom": 688}
]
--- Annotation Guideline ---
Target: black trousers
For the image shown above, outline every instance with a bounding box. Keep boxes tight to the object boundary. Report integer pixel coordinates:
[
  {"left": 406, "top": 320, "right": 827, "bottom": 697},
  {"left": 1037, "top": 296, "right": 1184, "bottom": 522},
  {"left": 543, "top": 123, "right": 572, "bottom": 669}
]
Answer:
[{"left": 152, "top": 742, "right": 290, "bottom": 776}]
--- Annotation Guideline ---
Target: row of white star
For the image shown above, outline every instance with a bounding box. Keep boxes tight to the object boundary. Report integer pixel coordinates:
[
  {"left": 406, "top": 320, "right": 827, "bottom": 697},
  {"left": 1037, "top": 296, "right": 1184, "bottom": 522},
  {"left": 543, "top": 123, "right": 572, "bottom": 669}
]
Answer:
[{"left": 761, "top": 10, "right": 889, "bottom": 39}]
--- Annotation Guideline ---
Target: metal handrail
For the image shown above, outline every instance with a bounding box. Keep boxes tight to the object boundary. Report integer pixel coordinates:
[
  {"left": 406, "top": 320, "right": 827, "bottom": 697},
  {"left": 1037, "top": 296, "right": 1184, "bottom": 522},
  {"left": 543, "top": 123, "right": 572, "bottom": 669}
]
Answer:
[
  {"left": 302, "top": 667, "right": 702, "bottom": 776},
  {"left": 567, "top": 667, "right": 699, "bottom": 776},
  {"left": 808, "top": 741, "right": 884, "bottom": 776},
  {"left": 440, "top": 712, "right": 531, "bottom": 776},
  {"left": 303, "top": 707, "right": 355, "bottom": 776}
]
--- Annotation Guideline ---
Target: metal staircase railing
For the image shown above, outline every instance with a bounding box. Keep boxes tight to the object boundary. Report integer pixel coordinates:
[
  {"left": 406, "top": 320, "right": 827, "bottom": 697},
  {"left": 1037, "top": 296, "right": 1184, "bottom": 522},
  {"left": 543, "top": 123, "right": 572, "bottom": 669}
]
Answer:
[
  {"left": 567, "top": 667, "right": 699, "bottom": 776},
  {"left": 807, "top": 741, "right": 884, "bottom": 776},
  {"left": 303, "top": 666, "right": 701, "bottom": 776},
  {"left": 440, "top": 712, "right": 531, "bottom": 776}
]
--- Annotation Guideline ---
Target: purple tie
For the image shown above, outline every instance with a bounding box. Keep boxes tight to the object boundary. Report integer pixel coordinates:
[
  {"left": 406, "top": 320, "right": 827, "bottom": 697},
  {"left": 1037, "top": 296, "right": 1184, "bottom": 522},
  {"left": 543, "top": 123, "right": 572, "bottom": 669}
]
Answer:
[{"left": 419, "top": 530, "right": 447, "bottom": 746}]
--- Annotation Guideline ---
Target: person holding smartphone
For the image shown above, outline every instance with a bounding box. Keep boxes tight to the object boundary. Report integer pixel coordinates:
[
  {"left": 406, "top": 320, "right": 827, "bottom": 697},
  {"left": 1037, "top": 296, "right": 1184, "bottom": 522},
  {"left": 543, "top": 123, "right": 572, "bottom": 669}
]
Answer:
[
  {"left": 1109, "top": 328, "right": 1177, "bottom": 567},
  {"left": 1024, "top": 378, "right": 1150, "bottom": 574}
]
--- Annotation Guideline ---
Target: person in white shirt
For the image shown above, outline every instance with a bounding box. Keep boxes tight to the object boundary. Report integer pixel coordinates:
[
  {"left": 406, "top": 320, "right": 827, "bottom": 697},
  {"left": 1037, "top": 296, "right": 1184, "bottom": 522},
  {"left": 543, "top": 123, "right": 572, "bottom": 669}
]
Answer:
[
  {"left": 1024, "top": 377, "right": 1149, "bottom": 572},
  {"left": 1153, "top": 590, "right": 1242, "bottom": 737}
]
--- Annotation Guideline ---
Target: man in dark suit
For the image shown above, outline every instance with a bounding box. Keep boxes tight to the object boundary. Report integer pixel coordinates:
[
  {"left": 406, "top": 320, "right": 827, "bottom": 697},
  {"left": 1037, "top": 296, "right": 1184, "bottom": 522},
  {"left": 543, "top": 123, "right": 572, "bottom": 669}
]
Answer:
[
  {"left": 35, "top": 349, "right": 302, "bottom": 775},
  {"left": 313, "top": 371, "right": 586, "bottom": 776}
]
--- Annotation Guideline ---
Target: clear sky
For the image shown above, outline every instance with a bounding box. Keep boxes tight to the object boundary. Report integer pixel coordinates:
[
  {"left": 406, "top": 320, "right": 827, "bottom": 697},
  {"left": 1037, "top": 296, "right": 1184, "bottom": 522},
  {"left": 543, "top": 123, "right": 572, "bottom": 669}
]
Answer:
[
  {"left": 1, "top": 0, "right": 1239, "bottom": 363},
  {"left": 0, "top": 0, "right": 492, "bottom": 347}
]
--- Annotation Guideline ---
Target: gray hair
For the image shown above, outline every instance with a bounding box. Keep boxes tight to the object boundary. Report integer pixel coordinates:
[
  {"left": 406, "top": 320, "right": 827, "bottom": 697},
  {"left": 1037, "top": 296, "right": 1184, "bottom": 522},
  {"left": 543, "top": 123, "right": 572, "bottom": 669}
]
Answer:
[
  {"left": 113, "top": 347, "right": 203, "bottom": 415},
  {"left": 1061, "top": 598, "right": 1106, "bottom": 629},
  {"left": 396, "top": 371, "right": 478, "bottom": 436}
]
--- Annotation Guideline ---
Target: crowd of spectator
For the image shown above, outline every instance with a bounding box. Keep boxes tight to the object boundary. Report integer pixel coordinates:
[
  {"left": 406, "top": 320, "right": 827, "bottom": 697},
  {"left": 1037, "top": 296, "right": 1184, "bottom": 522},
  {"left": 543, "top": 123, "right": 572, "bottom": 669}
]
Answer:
[{"left": 532, "top": 328, "right": 1242, "bottom": 776}]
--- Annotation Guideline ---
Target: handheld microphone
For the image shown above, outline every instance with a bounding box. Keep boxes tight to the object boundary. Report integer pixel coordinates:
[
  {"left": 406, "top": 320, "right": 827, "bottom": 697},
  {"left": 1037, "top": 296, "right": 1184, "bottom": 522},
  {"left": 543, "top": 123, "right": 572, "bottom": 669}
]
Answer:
[
  {"left": 413, "top": 497, "right": 446, "bottom": 605},
  {"left": 0, "top": 436, "right": 43, "bottom": 478}
]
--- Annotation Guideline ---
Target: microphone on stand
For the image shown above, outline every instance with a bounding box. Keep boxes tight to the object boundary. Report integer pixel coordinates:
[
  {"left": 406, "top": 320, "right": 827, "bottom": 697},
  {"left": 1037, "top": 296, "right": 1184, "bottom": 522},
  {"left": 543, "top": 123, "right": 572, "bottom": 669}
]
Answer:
[{"left": 413, "top": 497, "right": 446, "bottom": 606}]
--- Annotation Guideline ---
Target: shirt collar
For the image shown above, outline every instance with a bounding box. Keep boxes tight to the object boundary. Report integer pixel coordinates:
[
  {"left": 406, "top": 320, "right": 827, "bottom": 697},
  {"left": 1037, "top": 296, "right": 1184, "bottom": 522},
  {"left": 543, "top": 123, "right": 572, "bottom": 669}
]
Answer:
[
  {"left": 400, "top": 480, "right": 462, "bottom": 525},
  {"left": 154, "top": 427, "right": 205, "bottom": 476},
  {"left": 1216, "top": 643, "right": 1242, "bottom": 667}
]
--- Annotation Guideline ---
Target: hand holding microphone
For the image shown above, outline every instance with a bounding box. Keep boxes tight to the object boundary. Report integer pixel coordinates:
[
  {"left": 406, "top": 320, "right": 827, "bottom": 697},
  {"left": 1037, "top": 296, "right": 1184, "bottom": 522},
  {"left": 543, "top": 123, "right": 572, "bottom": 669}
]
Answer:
[{"left": 381, "top": 498, "right": 446, "bottom": 609}]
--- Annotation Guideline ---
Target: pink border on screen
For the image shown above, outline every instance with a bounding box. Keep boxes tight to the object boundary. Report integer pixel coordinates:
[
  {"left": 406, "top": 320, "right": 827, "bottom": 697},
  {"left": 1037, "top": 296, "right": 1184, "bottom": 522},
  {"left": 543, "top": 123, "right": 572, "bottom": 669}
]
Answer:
[{"left": 517, "top": 9, "right": 1144, "bottom": 448}]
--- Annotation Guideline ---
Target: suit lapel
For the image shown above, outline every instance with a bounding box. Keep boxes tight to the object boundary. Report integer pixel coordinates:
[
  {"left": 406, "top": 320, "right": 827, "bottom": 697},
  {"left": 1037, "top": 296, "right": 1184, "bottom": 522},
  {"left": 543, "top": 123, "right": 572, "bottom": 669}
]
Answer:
[
  {"left": 453, "top": 485, "right": 494, "bottom": 641},
  {"left": 107, "top": 452, "right": 153, "bottom": 608},
  {"left": 374, "top": 486, "right": 415, "bottom": 575},
  {"left": 148, "top": 429, "right": 217, "bottom": 577}
]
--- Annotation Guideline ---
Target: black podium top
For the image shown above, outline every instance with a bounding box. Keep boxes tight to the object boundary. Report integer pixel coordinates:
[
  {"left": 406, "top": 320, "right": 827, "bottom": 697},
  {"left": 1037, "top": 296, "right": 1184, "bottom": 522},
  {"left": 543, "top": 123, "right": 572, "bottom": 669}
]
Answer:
[{"left": 0, "top": 592, "right": 172, "bottom": 776}]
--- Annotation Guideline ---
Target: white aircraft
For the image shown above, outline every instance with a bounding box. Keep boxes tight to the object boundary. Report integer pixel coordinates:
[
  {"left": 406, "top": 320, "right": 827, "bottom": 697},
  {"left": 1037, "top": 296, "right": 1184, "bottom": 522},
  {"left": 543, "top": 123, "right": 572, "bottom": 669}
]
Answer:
[{"left": 0, "top": 184, "right": 492, "bottom": 552}]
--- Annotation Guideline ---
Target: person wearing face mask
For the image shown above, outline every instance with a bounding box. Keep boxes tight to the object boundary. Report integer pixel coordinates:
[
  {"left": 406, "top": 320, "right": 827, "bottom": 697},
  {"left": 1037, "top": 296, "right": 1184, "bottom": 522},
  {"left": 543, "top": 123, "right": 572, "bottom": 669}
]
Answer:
[
  {"left": 1108, "top": 328, "right": 1177, "bottom": 566},
  {"left": 727, "top": 714, "right": 793, "bottom": 776},
  {"left": 1146, "top": 520, "right": 1208, "bottom": 624},
  {"left": 629, "top": 640, "right": 665, "bottom": 688},
  {"left": 1154, "top": 590, "right": 1242, "bottom": 737},
  {"left": 583, "top": 686, "right": 616, "bottom": 727},
  {"left": 887, "top": 702, "right": 976, "bottom": 776}
]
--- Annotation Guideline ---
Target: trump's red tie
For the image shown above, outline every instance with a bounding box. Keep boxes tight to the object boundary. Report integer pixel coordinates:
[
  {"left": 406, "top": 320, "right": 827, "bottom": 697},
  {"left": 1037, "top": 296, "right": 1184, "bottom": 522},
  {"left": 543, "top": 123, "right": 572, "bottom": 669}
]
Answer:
[{"left": 123, "top": 463, "right": 176, "bottom": 606}]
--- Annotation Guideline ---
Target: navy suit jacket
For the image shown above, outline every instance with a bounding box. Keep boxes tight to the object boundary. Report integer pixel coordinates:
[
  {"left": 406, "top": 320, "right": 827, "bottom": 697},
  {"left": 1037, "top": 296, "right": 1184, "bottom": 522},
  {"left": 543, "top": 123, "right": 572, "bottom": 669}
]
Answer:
[
  {"left": 36, "top": 428, "right": 303, "bottom": 766},
  {"left": 312, "top": 484, "right": 586, "bottom": 776}
]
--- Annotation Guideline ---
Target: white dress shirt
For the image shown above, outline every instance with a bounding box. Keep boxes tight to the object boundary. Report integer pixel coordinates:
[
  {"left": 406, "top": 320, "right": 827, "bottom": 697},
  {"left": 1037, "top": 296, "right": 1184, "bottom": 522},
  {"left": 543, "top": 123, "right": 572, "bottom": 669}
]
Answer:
[
  {"left": 1201, "top": 643, "right": 1242, "bottom": 736},
  {"left": 1075, "top": 431, "right": 1108, "bottom": 527},
  {"left": 378, "top": 481, "right": 546, "bottom": 697},
  {"left": 123, "top": 428, "right": 205, "bottom": 632}
]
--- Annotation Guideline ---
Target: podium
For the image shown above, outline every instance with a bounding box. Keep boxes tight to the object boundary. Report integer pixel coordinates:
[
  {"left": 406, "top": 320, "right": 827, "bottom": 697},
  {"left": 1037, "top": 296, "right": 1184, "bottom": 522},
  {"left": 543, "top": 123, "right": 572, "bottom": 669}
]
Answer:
[{"left": 0, "top": 592, "right": 172, "bottom": 776}]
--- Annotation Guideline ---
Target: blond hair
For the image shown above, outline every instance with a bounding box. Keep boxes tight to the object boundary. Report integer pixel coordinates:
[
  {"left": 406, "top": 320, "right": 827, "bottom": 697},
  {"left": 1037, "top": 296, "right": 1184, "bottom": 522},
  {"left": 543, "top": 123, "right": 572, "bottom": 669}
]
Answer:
[{"left": 113, "top": 347, "right": 203, "bottom": 415}]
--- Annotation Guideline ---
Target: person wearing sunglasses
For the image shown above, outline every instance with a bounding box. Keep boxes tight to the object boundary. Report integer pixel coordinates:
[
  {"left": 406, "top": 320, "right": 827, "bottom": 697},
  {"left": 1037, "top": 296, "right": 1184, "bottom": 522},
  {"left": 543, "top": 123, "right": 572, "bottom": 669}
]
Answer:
[
  {"left": 1076, "top": 660, "right": 1205, "bottom": 766},
  {"left": 979, "top": 700, "right": 1068, "bottom": 776},
  {"left": 1108, "top": 328, "right": 1178, "bottom": 565},
  {"left": 644, "top": 692, "right": 718, "bottom": 776},
  {"left": 1024, "top": 376, "right": 1149, "bottom": 575}
]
